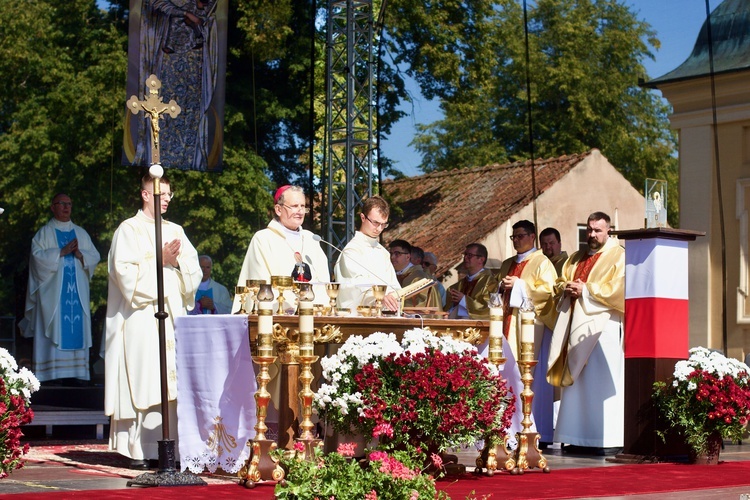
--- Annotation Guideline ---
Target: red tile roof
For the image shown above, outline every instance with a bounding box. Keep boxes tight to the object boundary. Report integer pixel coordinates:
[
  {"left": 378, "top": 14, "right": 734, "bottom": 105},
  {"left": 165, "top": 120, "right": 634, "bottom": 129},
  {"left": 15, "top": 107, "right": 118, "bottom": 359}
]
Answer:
[{"left": 382, "top": 150, "right": 594, "bottom": 275}]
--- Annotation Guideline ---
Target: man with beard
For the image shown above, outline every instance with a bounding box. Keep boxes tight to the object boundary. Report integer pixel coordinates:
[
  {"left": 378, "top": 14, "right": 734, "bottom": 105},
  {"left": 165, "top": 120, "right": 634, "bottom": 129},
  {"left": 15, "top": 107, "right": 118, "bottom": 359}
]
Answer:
[{"left": 547, "top": 212, "right": 625, "bottom": 454}]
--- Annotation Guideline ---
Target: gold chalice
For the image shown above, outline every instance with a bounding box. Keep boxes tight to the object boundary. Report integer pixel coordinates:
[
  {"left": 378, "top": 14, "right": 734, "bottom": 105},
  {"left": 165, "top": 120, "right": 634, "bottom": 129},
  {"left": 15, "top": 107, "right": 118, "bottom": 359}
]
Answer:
[
  {"left": 325, "top": 283, "right": 340, "bottom": 317},
  {"left": 371, "top": 284, "right": 387, "bottom": 318},
  {"left": 271, "top": 275, "right": 293, "bottom": 315},
  {"left": 246, "top": 279, "right": 266, "bottom": 315},
  {"left": 234, "top": 286, "right": 249, "bottom": 314}
]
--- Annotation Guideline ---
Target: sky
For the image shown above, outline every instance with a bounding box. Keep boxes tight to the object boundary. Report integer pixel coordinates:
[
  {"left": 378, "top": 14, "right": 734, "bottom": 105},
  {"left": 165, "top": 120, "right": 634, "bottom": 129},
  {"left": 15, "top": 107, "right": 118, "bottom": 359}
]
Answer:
[{"left": 380, "top": 0, "right": 725, "bottom": 178}]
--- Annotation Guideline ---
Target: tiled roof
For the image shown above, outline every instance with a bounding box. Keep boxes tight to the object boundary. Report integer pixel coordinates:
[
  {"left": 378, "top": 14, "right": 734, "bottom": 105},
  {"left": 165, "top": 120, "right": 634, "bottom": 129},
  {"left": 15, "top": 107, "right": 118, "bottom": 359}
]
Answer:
[{"left": 382, "top": 150, "right": 593, "bottom": 275}]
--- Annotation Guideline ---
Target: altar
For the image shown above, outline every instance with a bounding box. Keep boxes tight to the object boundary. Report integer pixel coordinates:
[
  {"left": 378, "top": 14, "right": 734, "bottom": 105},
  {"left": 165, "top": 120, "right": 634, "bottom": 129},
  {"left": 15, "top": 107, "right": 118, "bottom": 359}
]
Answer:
[{"left": 174, "top": 314, "right": 489, "bottom": 473}]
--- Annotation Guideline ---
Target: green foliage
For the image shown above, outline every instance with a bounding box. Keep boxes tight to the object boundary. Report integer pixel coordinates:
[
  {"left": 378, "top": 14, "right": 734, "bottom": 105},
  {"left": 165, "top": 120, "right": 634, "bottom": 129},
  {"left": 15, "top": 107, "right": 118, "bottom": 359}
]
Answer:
[
  {"left": 386, "top": 0, "right": 679, "bottom": 225},
  {"left": 274, "top": 444, "right": 447, "bottom": 500}
]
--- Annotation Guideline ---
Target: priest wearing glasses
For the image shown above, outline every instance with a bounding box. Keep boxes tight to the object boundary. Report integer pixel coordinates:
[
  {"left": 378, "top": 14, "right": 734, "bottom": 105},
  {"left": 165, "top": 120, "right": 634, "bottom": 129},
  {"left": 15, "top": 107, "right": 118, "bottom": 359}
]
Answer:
[{"left": 233, "top": 185, "right": 330, "bottom": 312}]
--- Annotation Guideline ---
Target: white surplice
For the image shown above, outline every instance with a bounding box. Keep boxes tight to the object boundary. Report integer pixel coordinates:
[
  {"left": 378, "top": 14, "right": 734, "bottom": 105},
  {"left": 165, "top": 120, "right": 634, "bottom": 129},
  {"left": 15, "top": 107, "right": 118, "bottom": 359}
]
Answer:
[
  {"left": 104, "top": 210, "right": 202, "bottom": 460},
  {"left": 23, "top": 218, "right": 100, "bottom": 382},
  {"left": 333, "top": 231, "right": 400, "bottom": 310}
]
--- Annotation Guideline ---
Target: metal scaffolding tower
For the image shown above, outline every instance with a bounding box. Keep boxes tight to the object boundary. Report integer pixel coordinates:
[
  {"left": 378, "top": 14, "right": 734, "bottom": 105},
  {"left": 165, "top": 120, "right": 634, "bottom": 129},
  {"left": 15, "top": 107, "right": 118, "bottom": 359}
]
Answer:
[{"left": 324, "top": 0, "right": 375, "bottom": 256}]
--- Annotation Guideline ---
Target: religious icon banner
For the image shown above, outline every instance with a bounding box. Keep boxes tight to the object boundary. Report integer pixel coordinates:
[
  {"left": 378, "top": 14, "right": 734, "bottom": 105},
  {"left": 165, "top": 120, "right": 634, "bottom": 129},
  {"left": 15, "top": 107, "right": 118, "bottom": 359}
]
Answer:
[{"left": 123, "top": 0, "right": 228, "bottom": 172}]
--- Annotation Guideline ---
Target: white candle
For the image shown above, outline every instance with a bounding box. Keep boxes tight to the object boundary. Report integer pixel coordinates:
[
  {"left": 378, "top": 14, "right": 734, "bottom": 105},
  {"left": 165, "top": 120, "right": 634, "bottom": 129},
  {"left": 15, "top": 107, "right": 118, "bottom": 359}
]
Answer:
[
  {"left": 489, "top": 307, "right": 503, "bottom": 338},
  {"left": 299, "top": 301, "right": 314, "bottom": 333},
  {"left": 520, "top": 310, "right": 535, "bottom": 344}
]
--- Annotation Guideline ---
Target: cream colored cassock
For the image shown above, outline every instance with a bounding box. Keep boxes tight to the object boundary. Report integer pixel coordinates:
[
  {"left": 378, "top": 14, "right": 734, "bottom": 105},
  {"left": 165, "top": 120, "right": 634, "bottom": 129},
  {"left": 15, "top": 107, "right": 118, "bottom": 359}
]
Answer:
[
  {"left": 496, "top": 249, "right": 557, "bottom": 443},
  {"left": 104, "top": 210, "right": 201, "bottom": 460},
  {"left": 333, "top": 231, "right": 400, "bottom": 310},
  {"left": 547, "top": 237, "right": 625, "bottom": 448},
  {"left": 23, "top": 218, "right": 100, "bottom": 382},
  {"left": 233, "top": 219, "right": 331, "bottom": 312}
]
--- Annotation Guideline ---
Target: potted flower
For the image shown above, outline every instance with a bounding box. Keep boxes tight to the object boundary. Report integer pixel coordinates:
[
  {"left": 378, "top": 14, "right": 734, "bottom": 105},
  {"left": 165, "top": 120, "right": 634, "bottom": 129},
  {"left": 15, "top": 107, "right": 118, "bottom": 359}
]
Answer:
[
  {"left": 274, "top": 441, "right": 449, "bottom": 500},
  {"left": 1, "top": 347, "right": 40, "bottom": 479},
  {"left": 652, "top": 347, "right": 750, "bottom": 463},
  {"left": 314, "top": 328, "right": 515, "bottom": 454}
]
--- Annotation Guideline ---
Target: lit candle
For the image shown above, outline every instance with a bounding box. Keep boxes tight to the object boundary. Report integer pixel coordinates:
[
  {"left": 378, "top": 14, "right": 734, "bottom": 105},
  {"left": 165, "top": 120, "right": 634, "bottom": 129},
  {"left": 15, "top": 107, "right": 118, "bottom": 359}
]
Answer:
[{"left": 520, "top": 310, "right": 535, "bottom": 344}]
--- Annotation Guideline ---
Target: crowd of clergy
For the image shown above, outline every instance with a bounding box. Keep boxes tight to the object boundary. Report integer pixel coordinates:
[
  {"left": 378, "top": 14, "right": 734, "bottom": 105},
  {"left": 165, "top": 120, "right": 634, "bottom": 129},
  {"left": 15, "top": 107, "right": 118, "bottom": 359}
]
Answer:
[{"left": 22, "top": 181, "right": 624, "bottom": 468}]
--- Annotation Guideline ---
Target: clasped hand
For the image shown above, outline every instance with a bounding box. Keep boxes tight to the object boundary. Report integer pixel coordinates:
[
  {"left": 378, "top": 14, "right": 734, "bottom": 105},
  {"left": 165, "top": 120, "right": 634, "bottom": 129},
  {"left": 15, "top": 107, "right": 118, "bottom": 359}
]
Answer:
[{"left": 162, "top": 239, "right": 181, "bottom": 267}]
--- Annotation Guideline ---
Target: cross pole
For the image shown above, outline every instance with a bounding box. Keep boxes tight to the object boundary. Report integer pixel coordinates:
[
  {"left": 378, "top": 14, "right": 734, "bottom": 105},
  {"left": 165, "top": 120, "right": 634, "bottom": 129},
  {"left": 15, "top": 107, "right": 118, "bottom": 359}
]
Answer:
[{"left": 125, "top": 76, "right": 204, "bottom": 488}]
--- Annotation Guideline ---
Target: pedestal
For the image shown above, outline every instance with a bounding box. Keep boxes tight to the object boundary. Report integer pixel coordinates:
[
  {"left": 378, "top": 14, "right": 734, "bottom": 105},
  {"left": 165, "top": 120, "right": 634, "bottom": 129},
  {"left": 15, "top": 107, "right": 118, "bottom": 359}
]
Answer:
[{"left": 610, "top": 228, "right": 703, "bottom": 460}]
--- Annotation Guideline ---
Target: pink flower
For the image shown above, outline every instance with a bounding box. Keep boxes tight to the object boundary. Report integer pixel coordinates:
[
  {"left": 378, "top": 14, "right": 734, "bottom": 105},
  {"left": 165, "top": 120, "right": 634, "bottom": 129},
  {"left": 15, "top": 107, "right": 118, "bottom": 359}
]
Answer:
[
  {"left": 409, "top": 490, "right": 419, "bottom": 500},
  {"left": 368, "top": 450, "right": 388, "bottom": 462},
  {"left": 293, "top": 441, "right": 306, "bottom": 453},
  {"left": 372, "top": 423, "right": 394, "bottom": 439},
  {"left": 337, "top": 442, "right": 357, "bottom": 457},
  {"left": 430, "top": 453, "right": 443, "bottom": 469},
  {"left": 365, "top": 491, "right": 377, "bottom": 500}
]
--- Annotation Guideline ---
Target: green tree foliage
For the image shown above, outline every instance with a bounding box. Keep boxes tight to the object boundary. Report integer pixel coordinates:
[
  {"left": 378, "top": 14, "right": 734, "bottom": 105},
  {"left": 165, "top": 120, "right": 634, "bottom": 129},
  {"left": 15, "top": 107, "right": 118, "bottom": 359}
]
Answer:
[{"left": 385, "top": 0, "right": 678, "bottom": 223}]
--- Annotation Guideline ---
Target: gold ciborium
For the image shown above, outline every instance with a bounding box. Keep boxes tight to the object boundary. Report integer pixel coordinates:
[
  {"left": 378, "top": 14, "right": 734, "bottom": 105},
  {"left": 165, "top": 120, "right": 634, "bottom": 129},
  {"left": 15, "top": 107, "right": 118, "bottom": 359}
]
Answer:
[
  {"left": 371, "top": 284, "right": 387, "bottom": 317},
  {"left": 234, "top": 286, "right": 249, "bottom": 314},
  {"left": 325, "top": 283, "right": 340, "bottom": 317},
  {"left": 271, "top": 275, "right": 293, "bottom": 315},
  {"left": 246, "top": 279, "right": 266, "bottom": 315}
]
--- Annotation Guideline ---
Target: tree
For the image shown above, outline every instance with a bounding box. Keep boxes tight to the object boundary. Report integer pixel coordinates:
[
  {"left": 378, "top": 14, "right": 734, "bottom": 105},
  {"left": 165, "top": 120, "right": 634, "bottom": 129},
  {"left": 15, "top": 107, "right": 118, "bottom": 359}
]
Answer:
[{"left": 385, "top": 0, "right": 678, "bottom": 223}]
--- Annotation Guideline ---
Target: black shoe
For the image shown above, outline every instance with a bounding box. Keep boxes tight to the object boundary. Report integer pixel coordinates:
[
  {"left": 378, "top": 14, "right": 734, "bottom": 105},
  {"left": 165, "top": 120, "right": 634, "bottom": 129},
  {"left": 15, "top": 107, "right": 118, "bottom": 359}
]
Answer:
[{"left": 130, "top": 459, "right": 149, "bottom": 470}]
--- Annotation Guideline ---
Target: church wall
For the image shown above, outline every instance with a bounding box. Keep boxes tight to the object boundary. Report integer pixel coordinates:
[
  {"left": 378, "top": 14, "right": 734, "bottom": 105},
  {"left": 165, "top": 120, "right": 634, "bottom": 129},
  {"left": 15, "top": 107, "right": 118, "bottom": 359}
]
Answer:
[{"left": 662, "top": 74, "right": 750, "bottom": 360}]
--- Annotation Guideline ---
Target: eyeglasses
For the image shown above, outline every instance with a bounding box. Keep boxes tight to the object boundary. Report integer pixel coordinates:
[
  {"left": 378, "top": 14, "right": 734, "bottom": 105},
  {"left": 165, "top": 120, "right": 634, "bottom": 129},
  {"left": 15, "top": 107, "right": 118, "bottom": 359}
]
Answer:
[
  {"left": 281, "top": 204, "right": 310, "bottom": 214},
  {"left": 53, "top": 202, "right": 72, "bottom": 207},
  {"left": 363, "top": 213, "right": 389, "bottom": 229},
  {"left": 463, "top": 252, "right": 481, "bottom": 259},
  {"left": 509, "top": 233, "right": 530, "bottom": 241},
  {"left": 389, "top": 251, "right": 410, "bottom": 257},
  {"left": 144, "top": 190, "right": 175, "bottom": 200}
]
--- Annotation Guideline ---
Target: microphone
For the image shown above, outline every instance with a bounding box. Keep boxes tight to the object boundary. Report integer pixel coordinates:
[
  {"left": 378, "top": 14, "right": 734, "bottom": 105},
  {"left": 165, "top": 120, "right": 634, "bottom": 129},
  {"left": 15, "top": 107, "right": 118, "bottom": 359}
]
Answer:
[
  {"left": 312, "top": 234, "right": 402, "bottom": 313},
  {"left": 312, "top": 234, "right": 394, "bottom": 288}
]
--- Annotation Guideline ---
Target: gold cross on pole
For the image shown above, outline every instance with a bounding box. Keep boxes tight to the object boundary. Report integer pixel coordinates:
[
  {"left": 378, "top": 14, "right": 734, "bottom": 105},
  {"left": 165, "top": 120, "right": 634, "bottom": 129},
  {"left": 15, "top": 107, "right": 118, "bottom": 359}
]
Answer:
[{"left": 126, "top": 74, "right": 181, "bottom": 165}]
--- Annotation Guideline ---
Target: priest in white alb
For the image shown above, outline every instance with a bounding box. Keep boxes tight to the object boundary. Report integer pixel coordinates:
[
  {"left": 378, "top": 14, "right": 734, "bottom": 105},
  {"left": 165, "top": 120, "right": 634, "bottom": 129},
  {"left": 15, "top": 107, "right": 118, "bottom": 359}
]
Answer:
[
  {"left": 23, "top": 193, "right": 100, "bottom": 383},
  {"left": 547, "top": 211, "right": 625, "bottom": 452},
  {"left": 104, "top": 175, "right": 201, "bottom": 469}
]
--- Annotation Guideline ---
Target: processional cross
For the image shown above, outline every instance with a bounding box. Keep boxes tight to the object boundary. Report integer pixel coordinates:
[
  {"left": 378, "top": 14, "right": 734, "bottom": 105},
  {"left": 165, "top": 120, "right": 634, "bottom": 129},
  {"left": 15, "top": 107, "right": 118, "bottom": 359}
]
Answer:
[
  {"left": 126, "top": 74, "right": 181, "bottom": 165},
  {"left": 124, "top": 76, "right": 204, "bottom": 486}
]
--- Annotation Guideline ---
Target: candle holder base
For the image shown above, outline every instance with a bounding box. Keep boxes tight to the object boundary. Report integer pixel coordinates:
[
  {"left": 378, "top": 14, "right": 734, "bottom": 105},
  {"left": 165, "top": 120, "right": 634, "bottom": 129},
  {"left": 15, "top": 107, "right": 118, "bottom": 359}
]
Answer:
[
  {"left": 507, "top": 431, "right": 549, "bottom": 474},
  {"left": 294, "top": 437, "right": 323, "bottom": 461},
  {"left": 238, "top": 439, "right": 285, "bottom": 488},
  {"left": 475, "top": 434, "right": 515, "bottom": 476}
]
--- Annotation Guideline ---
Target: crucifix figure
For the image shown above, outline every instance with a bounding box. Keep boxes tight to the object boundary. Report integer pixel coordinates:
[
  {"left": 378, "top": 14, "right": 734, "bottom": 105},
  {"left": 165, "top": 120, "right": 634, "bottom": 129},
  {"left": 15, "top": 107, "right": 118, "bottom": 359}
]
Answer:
[{"left": 126, "top": 74, "right": 181, "bottom": 165}]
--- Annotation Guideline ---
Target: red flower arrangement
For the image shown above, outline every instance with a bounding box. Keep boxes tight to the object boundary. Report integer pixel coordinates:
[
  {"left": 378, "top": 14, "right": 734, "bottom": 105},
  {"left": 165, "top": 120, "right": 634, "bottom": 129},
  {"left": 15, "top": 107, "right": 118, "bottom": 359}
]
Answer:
[
  {"left": 315, "top": 329, "right": 515, "bottom": 453},
  {"left": 1, "top": 348, "right": 39, "bottom": 479},
  {"left": 653, "top": 347, "right": 750, "bottom": 455}
]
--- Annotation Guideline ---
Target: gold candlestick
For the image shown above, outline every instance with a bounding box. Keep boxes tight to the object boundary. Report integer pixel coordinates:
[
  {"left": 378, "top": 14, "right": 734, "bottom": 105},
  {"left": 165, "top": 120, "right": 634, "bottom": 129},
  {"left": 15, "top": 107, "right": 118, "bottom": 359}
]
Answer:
[
  {"left": 296, "top": 300, "right": 319, "bottom": 445},
  {"left": 506, "top": 305, "right": 549, "bottom": 474},
  {"left": 239, "top": 297, "right": 285, "bottom": 487},
  {"left": 476, "top": 297, "right": 515, "bottom": 475}
]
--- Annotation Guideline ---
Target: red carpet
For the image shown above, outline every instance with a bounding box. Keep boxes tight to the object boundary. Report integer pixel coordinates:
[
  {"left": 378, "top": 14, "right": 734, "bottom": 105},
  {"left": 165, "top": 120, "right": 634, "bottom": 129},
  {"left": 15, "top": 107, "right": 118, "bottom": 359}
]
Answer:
[{"left": 6, "top": 460, "right": 750, "bottom": 499}]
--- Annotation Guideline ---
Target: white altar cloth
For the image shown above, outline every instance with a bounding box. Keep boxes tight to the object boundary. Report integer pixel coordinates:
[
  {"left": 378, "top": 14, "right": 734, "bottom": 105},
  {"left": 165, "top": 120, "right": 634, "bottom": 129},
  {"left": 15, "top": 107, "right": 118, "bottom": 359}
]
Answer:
[{"left": 175, "top": 314, "right": 257, "bottom": 473}]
